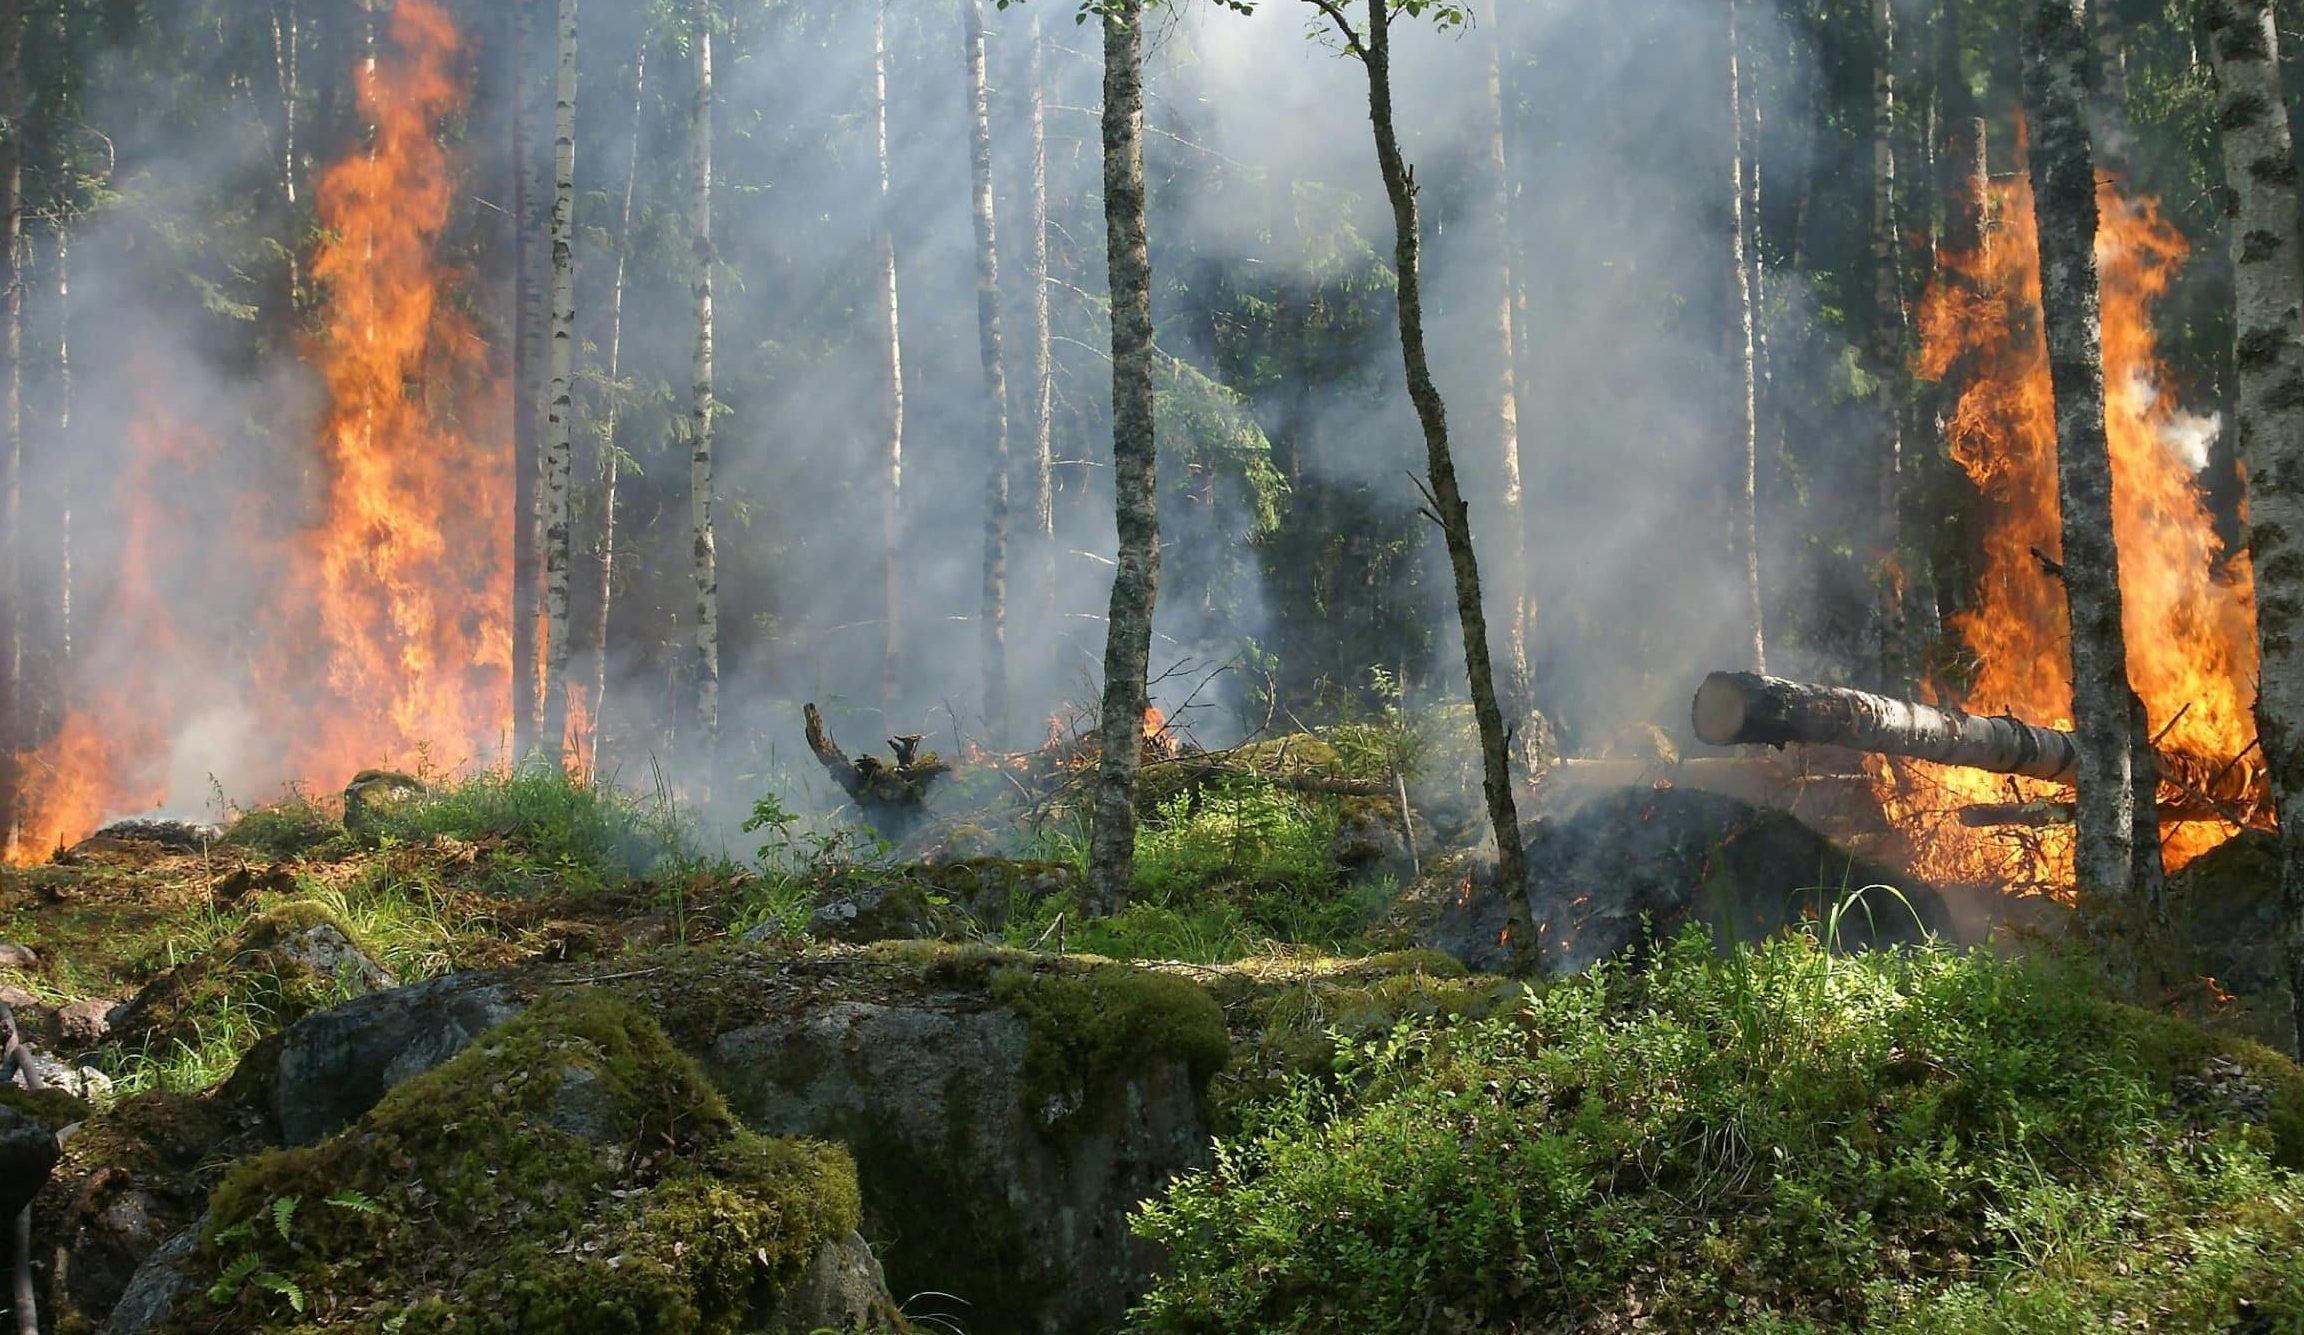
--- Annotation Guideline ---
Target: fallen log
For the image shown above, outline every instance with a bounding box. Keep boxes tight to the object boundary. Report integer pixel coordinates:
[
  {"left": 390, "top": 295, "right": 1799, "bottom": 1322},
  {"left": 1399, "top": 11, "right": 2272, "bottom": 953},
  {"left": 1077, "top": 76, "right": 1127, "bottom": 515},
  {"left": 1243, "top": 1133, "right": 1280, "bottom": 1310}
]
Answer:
[{"left": 1691, "top": 671, "right": 2256, "bottom": 807}]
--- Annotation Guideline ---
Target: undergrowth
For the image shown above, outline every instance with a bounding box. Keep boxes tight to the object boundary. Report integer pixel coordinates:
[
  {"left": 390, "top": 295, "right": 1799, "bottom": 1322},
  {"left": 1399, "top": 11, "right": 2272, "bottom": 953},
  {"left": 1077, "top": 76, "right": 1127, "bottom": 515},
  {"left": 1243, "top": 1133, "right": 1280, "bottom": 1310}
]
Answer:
[{"left": 1133, "top": 928, "right": 2304, "bottom": 1333}]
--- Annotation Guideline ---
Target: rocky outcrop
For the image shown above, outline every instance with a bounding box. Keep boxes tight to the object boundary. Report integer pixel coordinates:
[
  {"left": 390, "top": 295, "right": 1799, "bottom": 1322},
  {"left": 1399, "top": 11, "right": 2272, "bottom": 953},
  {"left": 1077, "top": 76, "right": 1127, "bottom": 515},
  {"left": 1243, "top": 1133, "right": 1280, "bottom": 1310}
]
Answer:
[{"left": 268, "top": 944, "right": 1229, "bottom": 1335}]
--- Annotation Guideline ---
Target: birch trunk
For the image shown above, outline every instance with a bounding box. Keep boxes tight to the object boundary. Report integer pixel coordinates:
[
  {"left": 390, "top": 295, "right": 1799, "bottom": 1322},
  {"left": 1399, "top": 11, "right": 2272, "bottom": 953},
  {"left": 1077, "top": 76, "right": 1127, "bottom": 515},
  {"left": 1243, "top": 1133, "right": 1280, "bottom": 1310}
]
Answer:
[
  {"left": 875, "top": 0, "right": 906, "bottom": 715},
  {"left": 540, "top": 0, "right": 578, "bottom": 766},
  {"left": 2022, "top": 0, "right": 2157, "bottom": 986},
  {"left": 1479, "top": 2, "right": 1532, "bottom": 717},
  {"left": 1870, "top": 0, "right": 1909, "bottom": 685},
  {"left": 272, "top": 0, "right": 302, "bottom": 307},
  {"left": 690, "top": 0, "right": 720, "bottom": 780},
  {"left": 2207, "top": 0, "right": 2304, "bottom": 1055},
  {"left": 966, "top": 0, "right": 1011, "bottom": 745},
  {"left": 0, "top": 0, "right": 20, "bottom": 856},
  {"left": 50, "top": 225, "right": 65, "bottom": 672},
  {"left": 1729, "top": 0, "right": 1765, "bottom": 673},
  {"left": 511, "top": 0, "right": 543, "bottom": 761},
  {"left": 1088, "top": 0, "right": 1158, "bottom": 917},
  {"left": 1027, "top": 15, "right": 1055, "bottom": 618},
  {"left": 1305, "top": 0, "right": 1534, "bottom": 973},
  {"left": 589, "top": 36, "right": 647, "bottom": 747}
]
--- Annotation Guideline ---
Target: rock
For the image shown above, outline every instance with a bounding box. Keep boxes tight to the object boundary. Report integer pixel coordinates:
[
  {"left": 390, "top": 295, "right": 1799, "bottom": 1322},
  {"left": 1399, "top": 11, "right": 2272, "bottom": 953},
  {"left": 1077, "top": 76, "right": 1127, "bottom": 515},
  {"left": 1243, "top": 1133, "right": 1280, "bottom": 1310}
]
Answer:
[
  {"left": 97, "top": 1226, "right": 197, "bottom": 1335},
  {"left": 1327, "top": 798, "right": 1411, "bottom": 877},
  {"left": 137, "top": 993, "right": 885, "bottom": 1333},
  {"left": 2169, "top": 830, "right": 2283, "bottom": 995},
  {"left": 801, "top": 880, "right": 941, "bottom": 944},
  {"left": 0, "top": 944, "right": 38, "bottom": 972},
  {"left": 272, "top": 946, "right": 1230, "bottom": 1335},
  {"left": 1414, "top": 788, "right": 1950, "bottom": 974},
  {"left": 272, "top": 971, "right": 523, "bottom": 1145},
  {"left": 59, "top": 998, "right": 114, "bottom": 1046},
  {"left": 771, "top": 1229, "right": 905, "bottom": 1333},
  {"left": 90, "top": 821, "right": 220, "bottom": 851},
  {"left": 0, "top": 1102, "right": 61, "bottom": 1222}
]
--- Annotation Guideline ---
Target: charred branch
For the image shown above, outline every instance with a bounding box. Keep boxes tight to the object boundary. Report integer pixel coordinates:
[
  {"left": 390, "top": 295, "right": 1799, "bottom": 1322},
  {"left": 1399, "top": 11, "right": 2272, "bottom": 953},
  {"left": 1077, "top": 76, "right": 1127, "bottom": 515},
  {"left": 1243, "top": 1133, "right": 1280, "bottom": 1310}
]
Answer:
[{"left": 803, "top": 703, "right": 951, "bottom": 834}]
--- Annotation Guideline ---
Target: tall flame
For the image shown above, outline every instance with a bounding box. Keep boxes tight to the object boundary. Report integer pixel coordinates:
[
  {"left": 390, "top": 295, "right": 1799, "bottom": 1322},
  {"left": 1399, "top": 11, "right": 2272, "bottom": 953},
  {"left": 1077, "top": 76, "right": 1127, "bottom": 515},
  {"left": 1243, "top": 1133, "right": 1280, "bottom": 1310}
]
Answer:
[
  {"left": 5, "top": 0, "right": 505, "bottom": 863},
  {"left": 1880, "top": 162, "right": 2259, "bottom": 891}
]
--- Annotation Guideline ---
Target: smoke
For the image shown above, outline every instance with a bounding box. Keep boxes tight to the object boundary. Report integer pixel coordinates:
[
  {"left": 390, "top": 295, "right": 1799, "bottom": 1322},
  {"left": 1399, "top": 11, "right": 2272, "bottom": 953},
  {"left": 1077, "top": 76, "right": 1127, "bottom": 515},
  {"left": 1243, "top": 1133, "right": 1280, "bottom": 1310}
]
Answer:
[{"left": 6, "top": 0, "right": 1853, "bottom": 850}]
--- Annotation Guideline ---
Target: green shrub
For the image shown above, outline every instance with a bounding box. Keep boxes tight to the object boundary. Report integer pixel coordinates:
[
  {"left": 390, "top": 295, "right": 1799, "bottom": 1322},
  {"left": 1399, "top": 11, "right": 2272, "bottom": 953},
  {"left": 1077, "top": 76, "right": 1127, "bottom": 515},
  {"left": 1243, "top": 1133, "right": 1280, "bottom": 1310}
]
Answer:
[
  {"left": 1132, "top": 929, "right": 2304, "bottom": 1333},
  {"left": 363, "top": 765, "right": 687, "bottom": 893},
  {"left": 220, "top": 791, "right": 348, "bottom": 859}
]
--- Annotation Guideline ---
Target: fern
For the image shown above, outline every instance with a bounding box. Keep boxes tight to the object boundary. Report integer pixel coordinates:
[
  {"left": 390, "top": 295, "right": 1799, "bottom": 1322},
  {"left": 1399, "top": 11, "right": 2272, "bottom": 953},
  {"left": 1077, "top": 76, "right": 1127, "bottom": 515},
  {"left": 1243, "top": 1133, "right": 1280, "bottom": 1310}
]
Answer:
[
  {"left": 252, "top": 1271, "right": 306, "bottom": 1314},
  {"left": 326, "top": 1188, "right": 384, "bottom": 1215},
  {"left": 271, "top": 1194, "right": 300, "bottom": 1243},
  {"left": 212, "top": 1217, "right": 257, "bottom": 1247},
  {"left": 207, "top": 1253, "right": 261, "bottom": 1304}
]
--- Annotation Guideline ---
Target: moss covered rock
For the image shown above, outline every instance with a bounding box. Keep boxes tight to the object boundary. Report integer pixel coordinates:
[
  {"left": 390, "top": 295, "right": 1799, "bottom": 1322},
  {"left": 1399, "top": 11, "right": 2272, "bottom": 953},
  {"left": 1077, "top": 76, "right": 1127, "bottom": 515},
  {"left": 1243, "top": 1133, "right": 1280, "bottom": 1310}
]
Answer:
[
  {"left": 106, "top": 903, "right": 393, "bottom": 1062},
  {"left": 135, "top": 991, "right": 889, "bottom": 1334}
]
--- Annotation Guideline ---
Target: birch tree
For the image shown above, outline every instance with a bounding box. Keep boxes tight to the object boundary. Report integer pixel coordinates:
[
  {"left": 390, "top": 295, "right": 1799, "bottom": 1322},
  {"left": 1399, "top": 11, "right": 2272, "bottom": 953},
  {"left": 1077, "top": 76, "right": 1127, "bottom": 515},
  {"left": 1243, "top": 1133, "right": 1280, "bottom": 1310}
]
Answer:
[
  {"left": 1729, "top": 0, "right": 1765, "bottom": 675},
  {"left": 690, "top": 0, "right": 720, "bottom": 781},
  {"left": 511, "top": 0, "right": 544, "bottom": 761},
  {"left": 876, "top": 0, "right": 906, "bottom": 715},
  {"left": 1303, "top": 0, "right": 1536, "bottom": 974},
  {"left": 588, "top": 34, "right": 647, "bottom": 747},
  {"left": 1026, "top": 14, "right": 1055, "bottom": 625},
  {"left": 1477, "top": 0, "right": 1532, "bottom": 716},
  {"left": 1870, "top": 0, "right": 1907, "bottom": 682},
  {"left": 1087, "top": 0, "right": 1157, "bottom": 917},
  {"left": 539, "top": 0, "right": 578, "bottom": 765},
  {"left": 967, "top": 0, "right": 1011, "bottom": 744},
  {"left": 2206, "top": 0, "right": 2304, "bottom": 1056},
  {"left": 2020, "top": 0, "right": 2160, "bottom": 988}
]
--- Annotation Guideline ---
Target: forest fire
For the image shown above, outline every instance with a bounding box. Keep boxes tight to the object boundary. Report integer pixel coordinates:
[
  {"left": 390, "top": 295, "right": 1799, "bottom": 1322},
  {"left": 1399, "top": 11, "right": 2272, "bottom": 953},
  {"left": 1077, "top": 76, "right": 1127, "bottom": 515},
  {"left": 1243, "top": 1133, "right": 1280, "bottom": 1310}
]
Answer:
[
  {"left": 3, "top": 1, "right": 504, "bottom": 863},
  {"left": 1879, "top": 166, "right": 2261, "bottom": 894}
]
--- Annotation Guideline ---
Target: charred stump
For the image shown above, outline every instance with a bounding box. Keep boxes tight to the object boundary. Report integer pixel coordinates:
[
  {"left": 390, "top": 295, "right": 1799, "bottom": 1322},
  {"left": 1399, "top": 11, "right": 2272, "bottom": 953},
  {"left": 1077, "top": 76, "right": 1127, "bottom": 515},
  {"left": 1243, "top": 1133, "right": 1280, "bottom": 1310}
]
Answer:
[{"left": 803, "top": 704, "right": 951, "bottom": 835}]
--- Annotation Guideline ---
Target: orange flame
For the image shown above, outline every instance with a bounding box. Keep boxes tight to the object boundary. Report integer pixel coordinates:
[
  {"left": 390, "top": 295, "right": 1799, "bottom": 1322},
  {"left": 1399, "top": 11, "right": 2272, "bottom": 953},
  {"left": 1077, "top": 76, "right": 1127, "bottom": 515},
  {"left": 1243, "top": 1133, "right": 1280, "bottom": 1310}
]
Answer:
[
  {"left": 1883, "top": 160, "right": 2257, "bottom": 892},
  {"left": 7, "top": 1, "right": 504, "bottom": 863}
]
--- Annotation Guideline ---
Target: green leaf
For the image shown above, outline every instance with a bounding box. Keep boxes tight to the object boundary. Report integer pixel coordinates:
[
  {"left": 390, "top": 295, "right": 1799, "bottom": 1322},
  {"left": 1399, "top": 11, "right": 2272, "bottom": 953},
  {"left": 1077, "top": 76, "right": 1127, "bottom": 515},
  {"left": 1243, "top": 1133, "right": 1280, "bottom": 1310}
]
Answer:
[
  {"left": 325, "top": 1188, "right": 384, "bottom": 1215},
  {"left": 253, "top": 1272, "right": 306, "bottom": 1314},
  {"left": 208, "top": 1252, "right": 261, "bottom": 1304},
  {"left": 272, "top": 1195, "right": 299, "bottom": 1243}
]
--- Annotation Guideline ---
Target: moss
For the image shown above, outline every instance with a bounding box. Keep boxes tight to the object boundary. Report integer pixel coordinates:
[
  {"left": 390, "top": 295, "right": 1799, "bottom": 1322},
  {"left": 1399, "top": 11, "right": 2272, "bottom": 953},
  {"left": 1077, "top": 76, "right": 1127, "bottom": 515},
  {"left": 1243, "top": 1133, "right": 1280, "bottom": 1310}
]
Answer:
[
  {"left": 988, "top": 960, "right": 1228, "bottom": 1126},
  {"left": 0, "top": 1083, "right": 90, "bottom": 1130},
  {"left": 167, "top": 991, "right": 866, "bottom": 1334},
  {"left": 2117, "top": 1004, "right": 2304, "bottom": 1167},
  {"left": 107, "top": 903, "right": 382, "bottom": 1062}
]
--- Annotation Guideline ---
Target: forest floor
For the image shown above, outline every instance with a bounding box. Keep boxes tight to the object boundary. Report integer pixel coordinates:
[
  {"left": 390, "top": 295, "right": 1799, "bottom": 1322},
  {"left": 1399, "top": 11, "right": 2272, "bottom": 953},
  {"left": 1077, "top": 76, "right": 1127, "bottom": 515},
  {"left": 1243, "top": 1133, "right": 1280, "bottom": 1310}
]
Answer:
[{"left": 0, "top": 751, "right": 2299, "bottom": 1332}]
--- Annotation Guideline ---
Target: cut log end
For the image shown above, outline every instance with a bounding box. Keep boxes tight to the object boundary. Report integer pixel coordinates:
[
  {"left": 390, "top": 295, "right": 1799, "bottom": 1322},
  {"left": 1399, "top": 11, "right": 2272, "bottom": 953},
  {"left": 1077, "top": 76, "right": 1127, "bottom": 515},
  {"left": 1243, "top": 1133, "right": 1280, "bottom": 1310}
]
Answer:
[{"left": 1691, "top": 672, "right": 1758, "bottom": 747}]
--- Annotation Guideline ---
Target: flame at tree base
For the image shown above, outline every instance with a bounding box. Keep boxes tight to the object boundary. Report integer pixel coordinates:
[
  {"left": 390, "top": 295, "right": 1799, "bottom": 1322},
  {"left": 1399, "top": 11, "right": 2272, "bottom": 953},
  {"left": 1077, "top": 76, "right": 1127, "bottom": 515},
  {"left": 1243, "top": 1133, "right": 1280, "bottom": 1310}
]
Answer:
[{"left": 1883, "top": 159, "right": 2261, "bottom": 895}]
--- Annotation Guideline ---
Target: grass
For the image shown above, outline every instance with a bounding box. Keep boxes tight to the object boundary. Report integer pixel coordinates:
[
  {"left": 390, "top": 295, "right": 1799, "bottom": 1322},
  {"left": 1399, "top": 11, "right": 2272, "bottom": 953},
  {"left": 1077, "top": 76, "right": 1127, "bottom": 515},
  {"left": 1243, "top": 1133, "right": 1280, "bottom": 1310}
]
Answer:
[{"left": 1132, "top": 927, "right": 2304, "bottom": 1333}]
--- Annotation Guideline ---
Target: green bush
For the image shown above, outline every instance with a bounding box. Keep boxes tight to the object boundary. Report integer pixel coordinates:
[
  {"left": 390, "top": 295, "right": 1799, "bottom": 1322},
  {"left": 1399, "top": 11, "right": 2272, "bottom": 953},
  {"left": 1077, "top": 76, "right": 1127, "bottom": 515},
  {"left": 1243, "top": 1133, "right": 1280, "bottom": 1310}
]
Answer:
[
  {"left": 1132, "top": 929, "right": 2304, "bottom": 1333},
  {"left": 362, "top": 765, "right": 687, "bottom": 893}
]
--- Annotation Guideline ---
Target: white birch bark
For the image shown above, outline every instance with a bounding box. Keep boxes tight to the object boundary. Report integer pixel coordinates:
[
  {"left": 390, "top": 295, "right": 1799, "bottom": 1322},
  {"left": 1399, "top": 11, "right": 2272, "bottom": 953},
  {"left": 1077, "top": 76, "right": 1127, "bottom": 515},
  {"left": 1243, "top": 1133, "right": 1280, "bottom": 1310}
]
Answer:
[
  {"left": 966, "top": 0, "right": 1012, "bottom": 745},
  {"left": 876, "top": 0, "right": 906, "bottom": 715},
  {"left": 540, "top": 0, "right": 579, "bottom": 765},
  {"left": 690, "top": 0, "right": 720, "bottom": 776}
]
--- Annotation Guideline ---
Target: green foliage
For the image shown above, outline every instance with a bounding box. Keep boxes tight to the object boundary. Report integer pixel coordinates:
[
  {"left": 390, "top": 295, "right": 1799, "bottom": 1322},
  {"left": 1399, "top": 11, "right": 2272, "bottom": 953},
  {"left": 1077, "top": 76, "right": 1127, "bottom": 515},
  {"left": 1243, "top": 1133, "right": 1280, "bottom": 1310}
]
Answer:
[
  {"left": 988, "top": 961, "right": 1230, "bottom": 1124},
  {"left": 358, "top": 765, "right": 690, "bottom": 894},
  {"left": 1133, "top": 930, "right": 2304, "bottom": 1333},
  {"left": 219, "top": 790, "right": 350, "bottom": 860},
  {"left": 732, "top": 789, "right": 905, "bottom": 942}
]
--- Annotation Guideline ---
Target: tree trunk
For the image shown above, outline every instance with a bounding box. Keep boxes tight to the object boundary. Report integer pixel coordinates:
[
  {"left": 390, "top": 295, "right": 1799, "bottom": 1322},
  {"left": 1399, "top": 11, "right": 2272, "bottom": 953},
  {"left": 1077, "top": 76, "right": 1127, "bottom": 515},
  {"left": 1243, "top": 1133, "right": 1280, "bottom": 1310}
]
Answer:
[
  {"left": 2089, "top": 0, "right": 2132, "bottom": 173},
  {"left": 1308, "top": 0, "right": 1534, "bottom": 972},
  {"left": 272, "top": 0, "right": 303, "bottom": 307},
  {"left": 2022, "top": 0, "right": 2159, "bottom": 984},
  {"left": 966, "top": 0, "right": 1010, "bottom": 745},
  {"left": 0, "top": 0, "right": 20, "bottom": 858},
  {"left": 49, "top": 224, "right": 65, "bottom": 675},
  {"left": 1871, "top": 0, "right": 1911, "bottom": 686},
  {"left": 540, "top": 0, "right": 578, "bottom": 766},
  {"left": 511, "top": 0, "right": 543, "bottom": 761},
  {"left": 875, "top": 0, "right": 905, "bottom": 716},
  {"left": 1087, "top": 0, "right": 1158, "bottom": 917},
  {"left": 690, "top": 0, "right": 719, "bottom": 782},
  {"left": 588, "top": 35, "right": 647, "bottom": 752},
  {"left": 1027, "top": 14, "right": 1055, "bottom": 622},
  {"left": 1729, "top": 0, "right": 1765, "bottom": 674},
  {"left": 1477, "top": 2, "right": 1531, "bottom": 718},
  {"left": 2207, "top": 0, "right": 2304, "bottom": 1055}
]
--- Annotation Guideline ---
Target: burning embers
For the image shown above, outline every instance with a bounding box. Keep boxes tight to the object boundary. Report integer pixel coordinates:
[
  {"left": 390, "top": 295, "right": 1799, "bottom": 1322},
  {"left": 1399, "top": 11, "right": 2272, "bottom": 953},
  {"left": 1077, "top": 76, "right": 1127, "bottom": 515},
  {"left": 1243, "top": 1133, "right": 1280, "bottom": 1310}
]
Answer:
[
  {"left": 5, "top": 1, "right": 505, "bottom": 863},
  {"left": 1874, "top": 164, "right": 2261, "bottom": 893}
]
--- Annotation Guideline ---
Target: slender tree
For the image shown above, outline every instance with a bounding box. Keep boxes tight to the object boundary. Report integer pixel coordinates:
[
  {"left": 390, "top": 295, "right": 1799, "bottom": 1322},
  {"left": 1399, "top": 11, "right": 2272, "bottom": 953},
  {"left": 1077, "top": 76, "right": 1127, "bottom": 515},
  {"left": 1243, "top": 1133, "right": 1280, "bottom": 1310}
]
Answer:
[
  {"left": 1026, "top": 14, "right": 1055, "bottom": 622},
  {"left": 540, "top": 0, "right": 578, "bottom": 765},
  {"left": 875, "top": 0, "right": 906, "bottom": 716},
  {"left": 588, "top": 34, "right": 647, "bottom": 748},
  {"left": 1870, "top": 0, "right": 1911, "bottom": 685},
  {"left": 511, "top": 0, "right": 544, "bottom": 761},
  {"left": 1729, "top": 0, "right": 1765, "bottom": 674},
  {"left": 1304, "top": 0, "right": 1535, "bottom": 973},
  {"left": 2207, "top": 0, "right": 2304, "bottom": 1056},
  {"left": 1087, "top": 0, "right": 1158, "bottom": 916},
  {"left": 2020, "top": 0, "right": 2159, "bottom": 988},
  {"left": 0, "top": 0, "right": 21, "bottom": 857},
  {"left": 689, "top": 0, "right": 720, "bottom": 783},
  {"left": 967, "top": 0, "right": 1011, "bottom": 744},
  {"left": 1477, "top": 0, "right": 1532, "bottom": 717}
]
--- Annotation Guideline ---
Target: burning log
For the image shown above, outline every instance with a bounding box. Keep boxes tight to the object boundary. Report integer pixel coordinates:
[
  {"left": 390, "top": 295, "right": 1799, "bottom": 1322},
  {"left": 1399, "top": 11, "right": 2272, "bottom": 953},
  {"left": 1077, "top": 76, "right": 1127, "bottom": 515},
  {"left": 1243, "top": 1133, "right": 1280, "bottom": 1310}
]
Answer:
[
  {"left": 1692, "top": 671, "right": 2260, "bottom": 812},
  {"left": 803, "top": 704, "right": 952, "bottom": 832}
]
